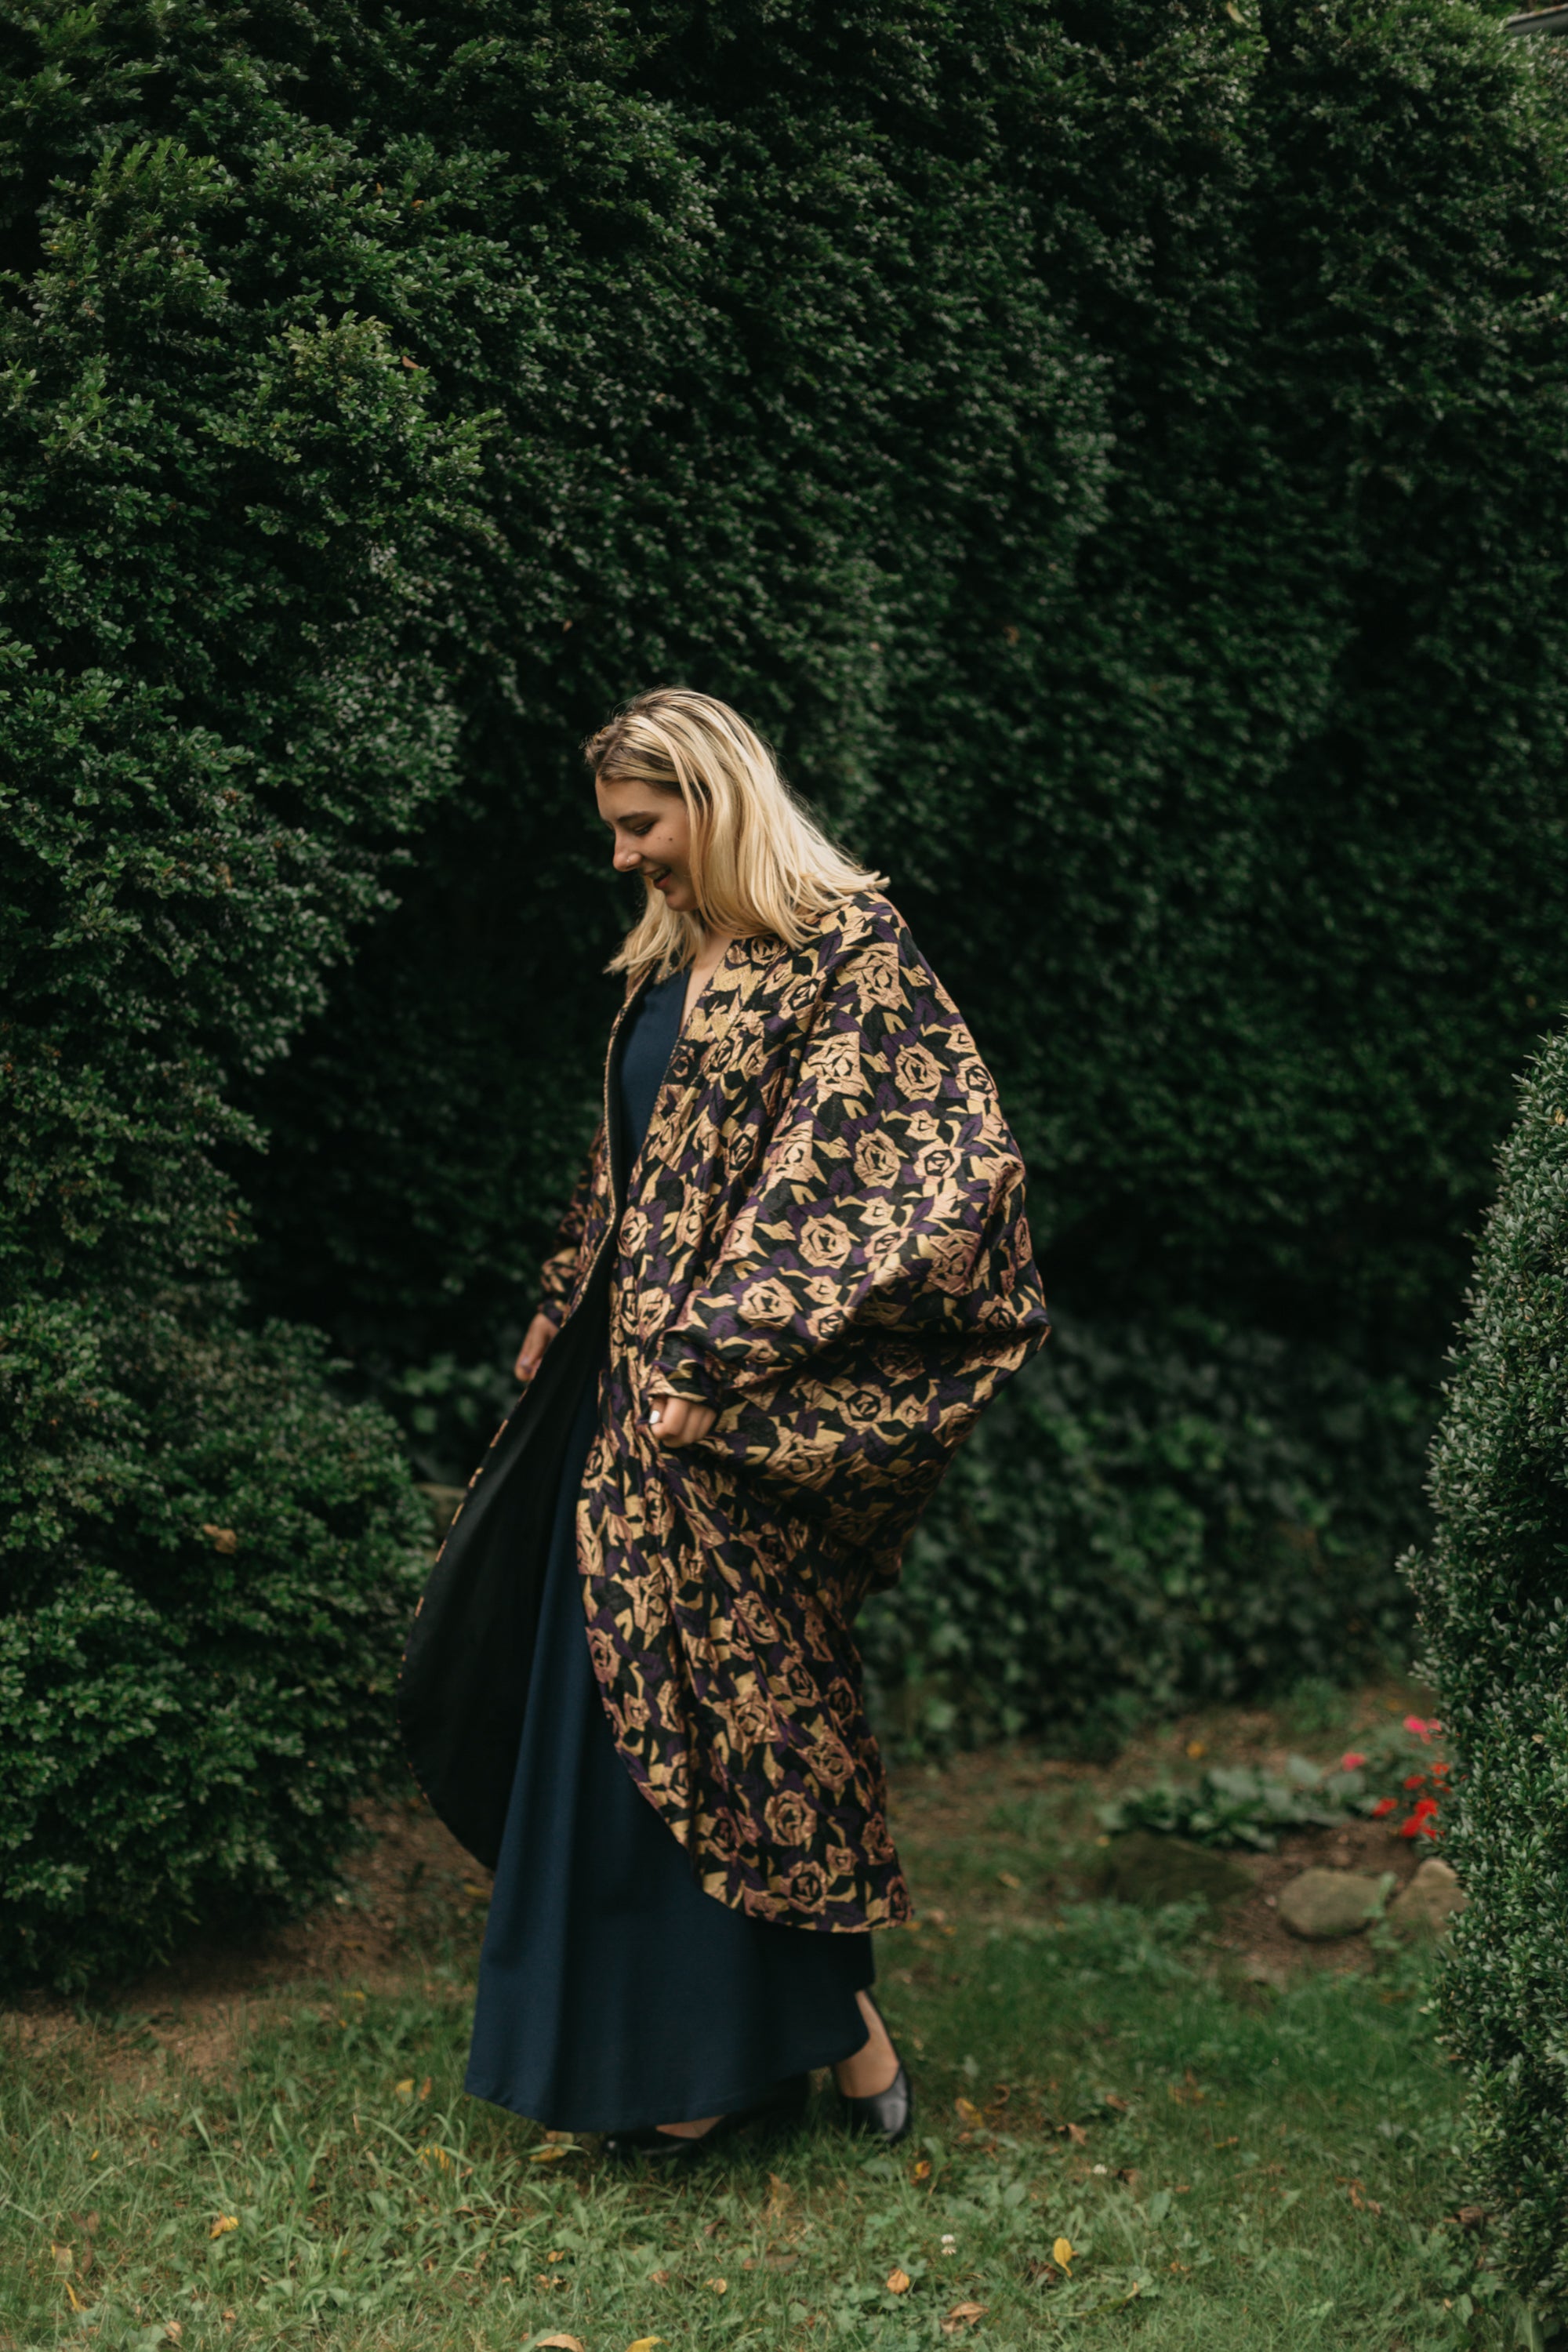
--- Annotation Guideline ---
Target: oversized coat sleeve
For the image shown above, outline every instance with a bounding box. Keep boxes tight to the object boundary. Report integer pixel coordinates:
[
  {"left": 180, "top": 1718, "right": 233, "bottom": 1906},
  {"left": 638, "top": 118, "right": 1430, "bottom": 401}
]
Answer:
[
  {"left": 652, "top": 931, "right": 1046, "bottom": 1415},
  {"left": 535, "top": 1127, "right": 604, "bottom": 1332}
]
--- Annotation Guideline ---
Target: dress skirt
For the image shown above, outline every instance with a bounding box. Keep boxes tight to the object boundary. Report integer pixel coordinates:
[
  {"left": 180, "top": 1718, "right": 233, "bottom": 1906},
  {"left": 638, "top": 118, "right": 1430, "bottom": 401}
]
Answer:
[{"left": 465, "top": 972, "right": 875, "bottom": 2133}]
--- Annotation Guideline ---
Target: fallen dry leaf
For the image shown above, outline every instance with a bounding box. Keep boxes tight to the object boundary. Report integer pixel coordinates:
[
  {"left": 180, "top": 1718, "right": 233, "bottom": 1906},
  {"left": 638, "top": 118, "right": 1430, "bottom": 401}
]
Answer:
[
  {"left": 535, "top": 2338, "right": 586, "bottom": 2352},
  {"left": 887, "top": 2267, "right": 912, "bottom": 2294},
  {"left": 1062, "top": 2122, "right": 1087, "bottom": 2147},
  {"left": 201, "top": 1525, "right": 239, "bottom": 1554},
  {"left": 941, "top": 2301, "right": 988, "bottom": 2334},
  {"left": 912, "top": 2157, "right": 932, "bottom": 2182},
  {"left": 954, "top": 2096, "right": 983, "bottom": 2125},
  {"left": 707, "top": 2276, "right": 728, "bottom": 2293},
  {"left": 996, "top": 1871, "right": 1021, "bottom": 1889},
  {"left": 394, "top": 2078, "right": 414, "bottom": 2098},
  {"left": 1053, "top": 2236, "right": 1075, "bottom": 2273},
  {"left": 209, "top": 2216, "right": 238, "bottom": 2239},
  {"left": 648, "top": 2269, "right": 672, "bottom": 2285},
  {"left": 1102, "top": 2094, "right": 1129, "bottom": 2113},
  {"left": 165, "top": 2328, "right": 183, "bottom": 2346},
  {"left": 626, "top": 2339, "right": 665, "bottom": 2351},
  {"left": 530, "top": 2143, "right": 583, "bottom": 2163},
  {"left": 51, "top": 2245, "right": 72, "bottom": 2274}
]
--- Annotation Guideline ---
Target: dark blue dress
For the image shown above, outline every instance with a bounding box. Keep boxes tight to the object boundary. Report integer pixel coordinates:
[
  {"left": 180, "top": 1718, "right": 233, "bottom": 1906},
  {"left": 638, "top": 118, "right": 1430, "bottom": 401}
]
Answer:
[{"left": 465, "top": 971, "right": 874, "bottom": 2132}]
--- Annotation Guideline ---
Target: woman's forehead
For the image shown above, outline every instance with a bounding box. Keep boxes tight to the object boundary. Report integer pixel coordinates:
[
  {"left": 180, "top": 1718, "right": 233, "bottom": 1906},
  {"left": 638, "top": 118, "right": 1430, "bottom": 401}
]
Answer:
[{"left": 595, "top": 775, "right": 678, "bottom": 818}]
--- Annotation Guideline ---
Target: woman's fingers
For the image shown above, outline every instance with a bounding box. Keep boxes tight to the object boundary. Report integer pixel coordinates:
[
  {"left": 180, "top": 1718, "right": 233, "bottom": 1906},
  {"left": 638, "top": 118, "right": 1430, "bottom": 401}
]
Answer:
[
  {"left": 648, "top": 1393, "right": 717, "bottom": 1447},
  {"left": 514, "top": 1310, "right": 557, "bottom": 1382}
]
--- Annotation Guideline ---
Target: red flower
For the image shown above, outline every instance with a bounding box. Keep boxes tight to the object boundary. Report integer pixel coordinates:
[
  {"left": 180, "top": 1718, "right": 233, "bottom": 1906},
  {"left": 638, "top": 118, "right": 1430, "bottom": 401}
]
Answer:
[
  {"left": 1371, "top": 1796, "right": 1398, "bottom": 1818},
  {"left": 1403, "top": 1715, "right": 1441, "bottom": 1743},
  {"left": 1432, "top": 1761, "right": 1450, "bottom": 1778},
  {"left": 1341, "top": 1751, "right": 1367, "bottom": 1772},
  {"left": 1399, "top": 1797, "right": 1440, "bottom": 1841},
  {"left": 1403, "top": 1773, "right": 1426, "bottom": 1791}
]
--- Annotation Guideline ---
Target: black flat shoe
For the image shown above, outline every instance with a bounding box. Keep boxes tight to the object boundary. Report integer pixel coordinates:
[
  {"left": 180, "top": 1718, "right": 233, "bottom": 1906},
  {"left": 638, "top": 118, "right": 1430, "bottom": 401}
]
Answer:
[
  {"left": 838, "top": 2058, "right": 913, "bottom": 2145},
  {"left": 836, "top": 1996, "right": 913, "bottom": 2144},
  {"left": 601, "top": 2072, "right": 809, "bottom": 2165}
]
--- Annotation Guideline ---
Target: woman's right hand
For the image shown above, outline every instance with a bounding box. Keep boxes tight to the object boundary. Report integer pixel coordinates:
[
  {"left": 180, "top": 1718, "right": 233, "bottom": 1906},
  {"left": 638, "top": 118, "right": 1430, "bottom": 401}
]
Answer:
[{"left": 514, "top": 1312, "right": 557, "bottom": 1384}]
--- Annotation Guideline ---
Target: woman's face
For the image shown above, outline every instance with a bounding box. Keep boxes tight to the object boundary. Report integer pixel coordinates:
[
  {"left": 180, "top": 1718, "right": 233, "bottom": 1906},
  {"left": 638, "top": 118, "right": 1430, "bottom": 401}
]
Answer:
[{"left": 596, "top": 777, "right": 699, "bottom": 914}]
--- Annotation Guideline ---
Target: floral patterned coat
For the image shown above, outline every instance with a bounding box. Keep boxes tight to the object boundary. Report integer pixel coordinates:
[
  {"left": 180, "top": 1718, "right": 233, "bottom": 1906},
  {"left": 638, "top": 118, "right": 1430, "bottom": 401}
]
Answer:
[{"left": 537, "top": 890, "right": 1048, "bottom": 1932}]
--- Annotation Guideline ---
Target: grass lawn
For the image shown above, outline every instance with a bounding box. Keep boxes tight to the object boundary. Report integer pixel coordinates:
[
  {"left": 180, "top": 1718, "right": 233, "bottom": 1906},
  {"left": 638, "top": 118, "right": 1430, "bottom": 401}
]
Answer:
[{"left": 1, "top": 1685, "right": 1512, "bottom": 2351}]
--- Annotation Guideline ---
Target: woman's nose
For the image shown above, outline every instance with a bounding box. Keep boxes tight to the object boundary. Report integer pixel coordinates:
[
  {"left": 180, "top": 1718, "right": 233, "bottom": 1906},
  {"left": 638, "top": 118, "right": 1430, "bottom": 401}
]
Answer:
[{"left": 612, "top": 842, "right": 641, "bottom": 872}]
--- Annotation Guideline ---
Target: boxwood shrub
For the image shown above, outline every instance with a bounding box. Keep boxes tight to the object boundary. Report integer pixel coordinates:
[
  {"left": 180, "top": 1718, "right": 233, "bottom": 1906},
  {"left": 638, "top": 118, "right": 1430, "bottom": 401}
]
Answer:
[
  {"left": 0, "top": 1297, "right": 426, "bottom": 1995},
  {"left": 1410, "top": 1023, "right": 1568, "bottom": 2321}
]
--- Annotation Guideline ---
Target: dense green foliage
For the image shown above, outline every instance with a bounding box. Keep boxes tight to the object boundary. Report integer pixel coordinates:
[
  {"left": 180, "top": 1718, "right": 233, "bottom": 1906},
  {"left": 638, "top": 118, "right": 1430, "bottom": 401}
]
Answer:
[
  {"left": 6, "top": 0, "right": 1568, "bottom": 1980},
  {"left": 0, "top": 7, "right": 478, "bottom": 1982},
  {"left": 0, "top": 1308, "right": 425, "bottom": 1993},
  {"left": 1411, "top": 1022, "right": 1568, "bottom": 2321},
  {"left": 236, "top": 0, "right": 1568, "bottom": 1387},
  {"left": 863, "top": 1312, "right": 1427, "bottom": 1749}
]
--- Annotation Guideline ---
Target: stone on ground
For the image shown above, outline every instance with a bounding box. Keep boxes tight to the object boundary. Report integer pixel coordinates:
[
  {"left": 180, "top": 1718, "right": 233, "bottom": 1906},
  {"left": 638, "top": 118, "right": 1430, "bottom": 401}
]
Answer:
[
  {"left": 1277, "top": 1867, "right": 1385, "bottom": 1940},
  {"left": 1385, "top": 1857, "right": 1465, "bottom": 1939}
]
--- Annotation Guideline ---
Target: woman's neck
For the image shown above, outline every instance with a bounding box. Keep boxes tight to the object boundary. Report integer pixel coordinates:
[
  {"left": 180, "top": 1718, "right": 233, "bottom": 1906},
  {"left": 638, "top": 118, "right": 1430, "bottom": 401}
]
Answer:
[{"left": 683, "top": 924, "right": 739, "bottom": 1023}]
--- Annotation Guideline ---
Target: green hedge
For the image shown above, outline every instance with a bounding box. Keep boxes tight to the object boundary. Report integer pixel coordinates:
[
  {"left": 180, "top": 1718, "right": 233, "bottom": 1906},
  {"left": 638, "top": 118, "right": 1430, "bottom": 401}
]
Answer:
[
  {"left": 234, "top": 0, "right": 1568, "bottom": 1396},
  {"left": 866, "top": 1312, "right": 1426, "bottom": 1753},
  {"left": 1410, "top": 1022, "right": 1568, "bottom": 2322},
  {"left": 0, "top": 1303, "right": 424, "bottom": 1994},
  {"left": 0, "top": 29, "right": 476, "bottom": 1982}
]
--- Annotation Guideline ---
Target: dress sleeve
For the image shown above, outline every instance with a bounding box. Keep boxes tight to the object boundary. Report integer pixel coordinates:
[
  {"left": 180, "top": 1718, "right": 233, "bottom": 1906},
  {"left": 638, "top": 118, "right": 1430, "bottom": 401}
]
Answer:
[
  {"left": 652, "top": 938, "right": 1045, "bottom": 1407},
  {"left": 536, "top": 1127, "right": 604, "bottom": 1333}
]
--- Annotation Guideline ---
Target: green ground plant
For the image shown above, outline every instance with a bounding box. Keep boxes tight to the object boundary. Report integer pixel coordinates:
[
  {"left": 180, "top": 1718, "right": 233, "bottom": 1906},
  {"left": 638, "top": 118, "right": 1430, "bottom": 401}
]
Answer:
[
  {"left": 1410, "top": 1016, "right": 1568, "bottom": 2326},
  {"left": 1098, "top": 1719, "right": 1447, "bottom": 1852}
]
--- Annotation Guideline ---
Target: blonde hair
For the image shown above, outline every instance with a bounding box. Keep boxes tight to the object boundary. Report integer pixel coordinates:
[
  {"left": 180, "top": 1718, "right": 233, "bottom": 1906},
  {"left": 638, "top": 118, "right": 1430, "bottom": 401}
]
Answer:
[{"left": 585, "top": 687, "right": 885, "bottom": 978}]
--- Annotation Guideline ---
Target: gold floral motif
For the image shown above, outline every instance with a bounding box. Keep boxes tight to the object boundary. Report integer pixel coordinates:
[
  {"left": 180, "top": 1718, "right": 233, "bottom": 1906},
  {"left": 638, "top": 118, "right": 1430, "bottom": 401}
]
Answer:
[{"left": 543, "top": 891, "right": 1047, "bottom": 1932}]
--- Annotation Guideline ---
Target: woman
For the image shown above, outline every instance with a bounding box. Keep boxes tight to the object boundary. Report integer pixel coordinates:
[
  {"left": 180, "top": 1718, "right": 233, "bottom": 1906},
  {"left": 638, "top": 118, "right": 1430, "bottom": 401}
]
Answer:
[{"left": 399, "top": 688, "right": 1048, "bottom": 2158}]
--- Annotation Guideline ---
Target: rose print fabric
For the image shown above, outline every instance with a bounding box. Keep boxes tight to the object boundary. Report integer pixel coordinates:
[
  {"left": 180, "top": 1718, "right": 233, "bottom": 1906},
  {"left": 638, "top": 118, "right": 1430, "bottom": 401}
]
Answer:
[{"left": 535, "top": 891, "right": 1048, "bottom": 1931}]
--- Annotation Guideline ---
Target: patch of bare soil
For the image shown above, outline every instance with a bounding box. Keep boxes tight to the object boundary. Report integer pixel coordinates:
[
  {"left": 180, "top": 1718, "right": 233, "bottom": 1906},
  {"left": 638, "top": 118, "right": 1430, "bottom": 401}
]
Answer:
[
  {"left": 1214, "top": 1813, "right": 1431, "bottom": 1983},
  {"left": 5, "top": 1796, "right": 492, "bottom": 2078}
]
